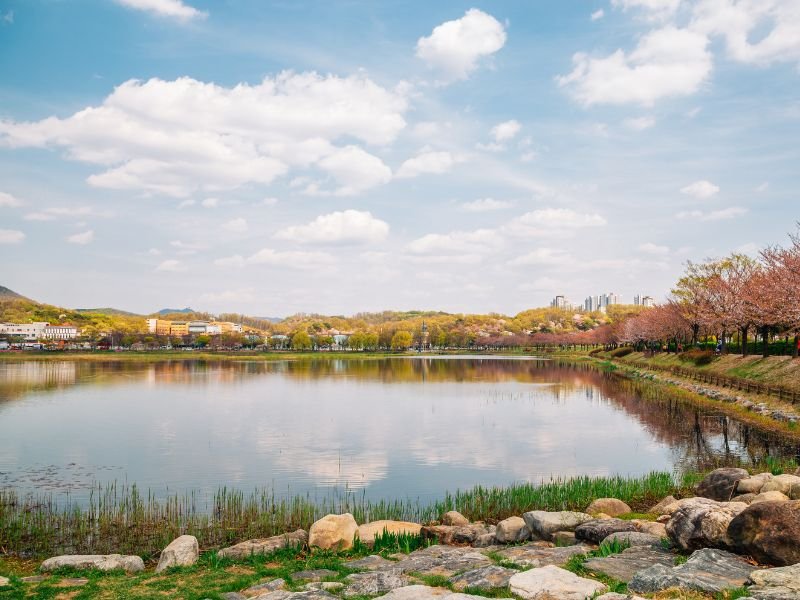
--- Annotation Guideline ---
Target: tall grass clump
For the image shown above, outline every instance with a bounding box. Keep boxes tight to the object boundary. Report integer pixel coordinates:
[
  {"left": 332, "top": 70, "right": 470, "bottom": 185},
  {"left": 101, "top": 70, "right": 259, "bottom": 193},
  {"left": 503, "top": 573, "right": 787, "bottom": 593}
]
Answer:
[{"left": 0, "top": 472, "right": 685, "bottom": 558}]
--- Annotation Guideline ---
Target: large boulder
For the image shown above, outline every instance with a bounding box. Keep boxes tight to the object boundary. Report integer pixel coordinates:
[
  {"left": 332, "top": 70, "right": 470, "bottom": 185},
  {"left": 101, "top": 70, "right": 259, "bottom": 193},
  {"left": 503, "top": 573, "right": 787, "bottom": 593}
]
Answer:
[
  {"left": 495, "top": 516, "right": 529, "bottom": 543},
  {"left": 393, "top": 545, "right": 492, "bottom": 577},
  {"left": 495, "top": 542, "right": 591, "bottom": 568},
  {"left": 751, "top": 491, "right": 790, "bottom": 504},
  {"left": 40, "top": 554, "right": 144, "bottom": 573},
  {"left": 628, "top": 548, "right": 755, "bottom": 594},
  {"left": 727, "top": 500, "right": 800, "bottom": 565},
  {"left": 509, "top": 565, "right": 607, "bottom": 600},
  {"left": 357, "top": 521, "right": 421, "bottom": 546},
  {"left": 583, "top": 546, "right": 674, "bottom": 582},
  {"left": 420, "top": 524, "right": 491, "bottom": 546},
  {"left": 449, "top": 565, "right": 517, "bottom": 591},
  {"left": 736, "top": 473, "right": 774, "bottom": 494},
  {"left": 600, "top": 531, "right": 663, "bottom": 548},
  {"left": 574, "top": 518, "right": 638, "bottom": 543},
  {"left": 309, "top": 514, "right": 358, "bottom": 550},
  {"left": 761, "top": 474, "right": 800, "bottom": 495},
  {"left": 218, "top": 529, "right": 307, "bottom": 559},
  {"left": 155, "top": 535, "right": 199, "bottom": 572},
  {"left": 648, "top": 495, "right": 677, "bottom": 516},
  {"left": 630, "top": 519, "right": 667, "bottom": 538},
  {"left": 342, "top": 571, "right": 410, "bottom": 597},
  {"left": 695, "top": 467, "right": 750, "bottom": 501},
  {"left": 748, "top": 563, "right": 800, "bottom": 599},
  {"left": 586, "top": 498, "right": 631, "bottom": 517},
  {"left": 441, "top": 511, "right": 469, "bottom": 526},
  {"left": 522, "top": 510, "right": 593, "bottom": 541},
  {"left": 666, "top": 498, "right": 747, "bottom": 550}
]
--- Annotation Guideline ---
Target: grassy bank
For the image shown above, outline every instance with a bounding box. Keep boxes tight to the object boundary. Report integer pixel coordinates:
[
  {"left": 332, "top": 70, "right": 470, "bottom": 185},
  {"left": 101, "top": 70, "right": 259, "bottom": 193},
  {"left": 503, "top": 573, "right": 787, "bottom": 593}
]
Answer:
[{"left": 0, "top": 473, "right": 687, "bottom": 559}]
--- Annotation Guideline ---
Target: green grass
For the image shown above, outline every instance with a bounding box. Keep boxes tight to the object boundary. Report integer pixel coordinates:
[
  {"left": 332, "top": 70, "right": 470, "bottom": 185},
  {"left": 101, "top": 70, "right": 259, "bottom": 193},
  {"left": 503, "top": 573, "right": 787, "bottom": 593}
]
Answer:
[{"left": 562, "top": 548, "right": 628, "bottom": 594}]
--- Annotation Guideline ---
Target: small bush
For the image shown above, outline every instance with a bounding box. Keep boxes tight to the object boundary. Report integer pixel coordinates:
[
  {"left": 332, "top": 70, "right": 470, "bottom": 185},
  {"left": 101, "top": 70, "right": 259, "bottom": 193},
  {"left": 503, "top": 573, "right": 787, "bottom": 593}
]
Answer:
[
  {"left": 679, "top": 348, "right": 715, "bottom": 366},
  {"left": 610, "top": 347, "right": 634, "bottom": 358}
]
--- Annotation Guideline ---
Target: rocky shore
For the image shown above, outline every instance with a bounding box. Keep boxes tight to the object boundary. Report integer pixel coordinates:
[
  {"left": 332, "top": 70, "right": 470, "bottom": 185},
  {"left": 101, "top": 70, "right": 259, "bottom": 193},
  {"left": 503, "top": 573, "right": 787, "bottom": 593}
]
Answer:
[{"left": 4, "top": 467, "right": 800, "bottom": 599}]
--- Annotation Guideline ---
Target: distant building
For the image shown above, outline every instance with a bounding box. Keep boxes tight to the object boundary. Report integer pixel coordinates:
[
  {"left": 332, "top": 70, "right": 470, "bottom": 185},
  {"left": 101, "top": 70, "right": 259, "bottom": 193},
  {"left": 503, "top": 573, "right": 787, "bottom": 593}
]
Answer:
[
  {"left": 145, "top": 318, "right": 242, "bottom": 336},
  {"left": 169, "top": 321, "right": 189, "bottom": 336},
  {"left": 634, "top": 294, "right": 655, "bottom": 308},
  {"left": 0, "top": 322, "right": 78, "bottom": 341},
  {"left": 551, "top": 295, "right": 568, "bottom": 309},
  {"left": 41, "top": 325, "right": 78, "bottom": 340}
]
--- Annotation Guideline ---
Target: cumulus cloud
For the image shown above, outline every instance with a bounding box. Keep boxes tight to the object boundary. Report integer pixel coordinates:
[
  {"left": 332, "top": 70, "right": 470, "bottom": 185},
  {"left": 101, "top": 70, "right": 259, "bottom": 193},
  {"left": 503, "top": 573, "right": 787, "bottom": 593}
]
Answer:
[
  {"left": 506, "top": 208, "right": 607, "bottom": 236},
  {"left": 638, "top": 242, "right": 669, "bottom": 255},
  {"left": 222, "top": 218, "right": 248, "bottom": 233},
  {"left": 406, "top": 228, "right": 502, "bottom": 255},
  {"left": 201, "top": 197, "right": 219, "bottom": 208},
  {"left": 508, "top": 247, "right": 574, "bottom": 266},
  {"left": 591, "top": 9, "right": 605, "bottom": 21},
  {"left": 396, "top": 149, "right": 457, "bottom": 178},
  {"left": 611, "top": 0, "right": 681, "bottom": 21},
  {"left": 115, "top": 0, "right": 206, "bottom": 21},
  {"left": 680, "top": 179, "right": 719, "bottom": 199},
  {"left": 0, "top": 229, "right": 25, "bottom": 244},
  {"left": 623, "top": 115, "right": 656, "bottom": 130},
  {"left": 215, "top": 248, "right": 335, "bottom": 269},
  {"left": 274, "top": 210, "right": 389, "bottom": 245},
  {"left": 23, "top": 206, "right": 110, "bottom": 221},
  {"left": 490, "top": 120, "right": 521, "bottom": 143},
  {"left": 0, "top": 72, "right": 407, "bottom": 197},
  {"left": 416, "top": 8, "right": 507, "bottom": 82},
  {"left": 155, "top": 259, "right": 185, "bottom": 272},
  {"left": 557, "top": 26, "right": 712, "bottom": 106},
  {"left": 461, "top": 198, "right": 513, "bottom": 212},
  {"left": 0, "top": 191, "right": 23, "bottom": 207},
  {"left": 677, "top": 207, "right": 747, "bottom": 221},
  {"left": 66, "top": 230, "right": 94, "bottom": 245}
]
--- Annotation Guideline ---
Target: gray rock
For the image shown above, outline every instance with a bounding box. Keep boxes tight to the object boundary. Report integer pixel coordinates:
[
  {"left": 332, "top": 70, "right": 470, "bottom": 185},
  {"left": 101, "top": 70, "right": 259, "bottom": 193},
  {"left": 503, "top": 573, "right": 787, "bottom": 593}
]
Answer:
[
  {"left": 40, "top": 554, "right": 144, "bottom": 573},
  {"left": 522, "top": 510, "right": 593, "bottom": 541},
  {"left": 393, "top": 545, "right": 492, "bottom": 577},
  {"left": 222, "top": 593, "right": 247, "bottom": 600},
  {"left": 666, "top": 498, "right": 747, "bottom": 550},
  {"left": 696, "top": 467, "right": 750, "bottom": 501},
  {"left": 494, "top": 542, "right": 591, "bottom": 567},
  {"left": 59, "top": 578, "right": 89, "bottom": 586},
  {"left": 649, "top": 495, "right": 677, "bottom": 515},
  {"left": 346, "top": 555, "right": 396, "bottom": 571},
  {"left": 441, "top": 511, "right": 469, "bottom": 526},
  {"left": 628, "top": 548, "right": 757, "bottom": 593},
  {"left": 421, "top": 524, "right": 490, "bottom": 545},
  {"left": 600, "top": 531, "right": 664, "bottom": 548},
  {"left": 250, "top": 592, "right": 337, "bottom": 600},
  {"left": 156, "top": 534, "right": 199, "bottom": 573},
  {"left": 552, "top": 531, "right": 577, "bottom": 546},
  {"left": 746, "top": 562, "right": 800, "bottom": 600},
  {"left": 583, "top": 546, "right": 674, "bottom": 582},
  {"left": 374, "top": 585, "right": 453, "bottom": 600},
  {"left": 290, "top": 569, "right": 337, "bottom": 582},
  {"left": 342, "top": 571, "right": 409, "bottom": 597},
  {"left": 495, "top": 516, "right": 529, "bottom": 543},
  {"left": 509, "top": 565, "right": 607, "bottom": 600},
  {"left": 748, "top": 588, "right": 800, "bottom": 600},
  {"left": 218, "top": 529, "right": 307, "bottom": 559},
  {"left": 302, "top": 582, "right": 344, "bottom": 593},
  {"left": 449, "top": 565, "right": 517, "bottom": 591},
  {"left": 575, "top": 518, "right": 639, "bottom": 543},
  {"left": 20, "top": 576, "right": 46, "bottom": 583},
  {"left": 596, "top": 595, "right": 648, "bottom": 600},
  {"left": 472, "top": 533, "right": 496, "bottom": 548},
  {"left": 241, "top": 579, "right": 286, "bottom": 596}
]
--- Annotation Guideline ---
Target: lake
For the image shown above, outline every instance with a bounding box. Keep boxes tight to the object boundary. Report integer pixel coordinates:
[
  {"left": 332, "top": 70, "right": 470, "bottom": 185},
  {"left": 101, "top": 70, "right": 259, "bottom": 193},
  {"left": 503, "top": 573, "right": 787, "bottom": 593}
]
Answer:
[{"left": 0, "top": 356, "right": 797, "bottom": 503}]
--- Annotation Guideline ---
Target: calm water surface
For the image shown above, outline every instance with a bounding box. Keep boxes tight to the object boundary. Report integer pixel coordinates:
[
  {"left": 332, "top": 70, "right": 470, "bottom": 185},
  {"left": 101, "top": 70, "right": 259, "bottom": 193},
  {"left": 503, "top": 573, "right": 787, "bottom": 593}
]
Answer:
[{"left": 0, "top": 356, "right": 797, "bottom": 503}]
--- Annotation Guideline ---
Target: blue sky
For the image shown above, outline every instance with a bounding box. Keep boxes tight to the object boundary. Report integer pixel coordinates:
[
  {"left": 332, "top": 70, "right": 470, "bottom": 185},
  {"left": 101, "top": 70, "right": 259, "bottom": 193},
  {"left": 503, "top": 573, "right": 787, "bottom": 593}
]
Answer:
[{"left": 0, "top": 0, "right": 798, "bottom": 316}]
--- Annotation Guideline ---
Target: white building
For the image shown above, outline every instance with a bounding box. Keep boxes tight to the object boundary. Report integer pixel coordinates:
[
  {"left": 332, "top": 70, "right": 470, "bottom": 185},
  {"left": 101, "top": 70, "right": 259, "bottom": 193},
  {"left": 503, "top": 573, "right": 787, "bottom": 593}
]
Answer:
[
  {"left": 188, "top": 321, "right": 209, "bottom": 334},
  {"left": 41, "top": 325, "right": 79, "bottom": 340},
  {"left": 0, "top": 322, "right": 49, "bottom": 341}
]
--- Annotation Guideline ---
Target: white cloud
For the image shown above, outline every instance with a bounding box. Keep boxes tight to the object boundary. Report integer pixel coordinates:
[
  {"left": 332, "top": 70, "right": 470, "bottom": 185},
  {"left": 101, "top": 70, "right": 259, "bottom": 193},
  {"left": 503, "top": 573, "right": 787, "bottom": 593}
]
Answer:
[
  {"left": 66, "top": 230, "right": 94, "bottom": 245},
  {"left": 201, "top": 197, "right": 219, "bottom": 208},
  {"left": 508, "top": 248, "right": 574, "bottom": 266},
  {"left": 147, "top": 248, "right": 161, "bottom": 255},
  {"left": 506, "top": 208, "right": 607, "bottom": 236},
  {"left": 396, "top": 150, "right": 456, "bottom": 178},
  {"left": 0, "top": 72, "right": 407, "bottom": 197},
  {"left": 0, "top": 229, "right": 25, "bottom": 244},
  {"left": 216, "top": 248, "right": 335, "bottom": 269},
  {"left": 2, "top": 10, "right": 13, "bottom": 24},
  {"left": 155, "top": 259, "right": 185, "bottom": 272},
  {"left": 491, "top": 120, "right": 521, "bottom": 143},
  {"left": 557, "top": 26, "right": 712, "bottom": 106},
  {"left": 461, "top": 198, "right": 513, "bottom": 212},
  {"left": 755, "top": 182, "right": 769, "bottom": 193},
  {"left": 275, "top": 210, "right": 389, "bottom": 245},
  {"left": 591, "top": 9, "right": 605, "bottom": 21},
  {"left": 199, "top": 288, "right": 256, "bottom": 303},
  {"left": 222, "top": 218, "right": 248, "bottom": 233},
  {"left": 114, "top": 0, "right": 206, "bottom": 22},
  {"left": 680, "top": 179, "right": 719, "bottom": 199},
  {"left": 415, "top": 8, "right": 507, "bottom": 82},
  {"left": 519, "top": 277, "right": 561, "bottom": 291},
  {"left": 623, "top": 115, "right": 656, "bottom": 130},
  {"left": 406, "top": 228, "right": 502, "bottom": 255},
  {"left": 178, "top": 199, "right": 196, "bottom": 209},
  {"left": 317, "top": 145, "right": 392, "bottom": 195},
  {"left": 638, "top": 242, "right": 669, "bottom": 255},
  {"left": 23, "top": 206, "right": 109, "bottom": 221},
  {"left": 260, "top": 197, "right": 279, "bottom": 206},
  {"left": 0, "top": 192, "right": 23, "bottom": 207},
  {"left": 677, "top": 207, "right": 747, "bottom": 221},
  {"left": 611, "top": 0, "right": 681, "bottom": 20}
]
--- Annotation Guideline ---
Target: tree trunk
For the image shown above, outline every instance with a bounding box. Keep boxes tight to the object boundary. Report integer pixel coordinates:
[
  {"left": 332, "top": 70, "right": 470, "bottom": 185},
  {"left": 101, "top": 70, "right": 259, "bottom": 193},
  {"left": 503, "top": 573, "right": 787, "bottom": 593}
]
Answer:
[
  {"left": 692, "top": 323, "right": 699, "bottom": 346},
  {"left": 721, "top": 329, "right": 727, "bottom": 353},
  {"left": 741, "top": 325, "right": 749, "bottom": 357},
  {"left": 794, "top": 334, "right": 799, "bottom": 358},
  {"left": 762, "top": 325, "right": 770, "bottom": 358}
]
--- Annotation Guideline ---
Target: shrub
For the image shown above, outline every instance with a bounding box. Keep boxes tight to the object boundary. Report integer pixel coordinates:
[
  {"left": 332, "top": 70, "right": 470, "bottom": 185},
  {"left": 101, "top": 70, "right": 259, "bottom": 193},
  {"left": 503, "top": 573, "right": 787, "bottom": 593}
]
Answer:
[
  {"left": 679, "top": 348, "right": 715, "bottom": 366},
  {"left": 610, "top": 347, "right": 634, "bottom": 358}
]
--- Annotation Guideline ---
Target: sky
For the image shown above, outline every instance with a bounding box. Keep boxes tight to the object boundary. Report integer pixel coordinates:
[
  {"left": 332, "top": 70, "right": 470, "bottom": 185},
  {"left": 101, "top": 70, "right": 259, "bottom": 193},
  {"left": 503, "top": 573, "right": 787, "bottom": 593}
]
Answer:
[{"left": 0, "top": 0, "right": 798, "bottom": 317}]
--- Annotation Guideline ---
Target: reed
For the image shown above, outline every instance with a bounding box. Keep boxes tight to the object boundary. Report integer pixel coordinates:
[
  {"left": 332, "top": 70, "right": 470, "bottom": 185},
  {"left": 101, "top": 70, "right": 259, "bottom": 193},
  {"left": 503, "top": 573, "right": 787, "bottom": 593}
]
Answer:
[{"left": 0, "top": 472, "right": 687, "bottom": 558}]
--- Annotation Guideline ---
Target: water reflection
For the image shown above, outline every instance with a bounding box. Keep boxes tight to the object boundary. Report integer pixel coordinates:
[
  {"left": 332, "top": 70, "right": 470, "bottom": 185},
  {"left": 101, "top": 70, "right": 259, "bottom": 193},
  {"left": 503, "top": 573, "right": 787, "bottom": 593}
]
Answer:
[{"left": 0, "top": 357, "right": 797, "bottom": 503}]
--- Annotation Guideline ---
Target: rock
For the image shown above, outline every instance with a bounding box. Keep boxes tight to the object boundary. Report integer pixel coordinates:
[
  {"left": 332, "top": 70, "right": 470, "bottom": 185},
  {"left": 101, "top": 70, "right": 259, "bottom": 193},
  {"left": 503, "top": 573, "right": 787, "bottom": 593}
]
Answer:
[
  {"left": 251, "top": 591, "right": 337, "bottom": 600},
  {"left": 695, "top": 467, "right": 750, "bottom": 501},
  {"left": 728, "top": 500, "right": 800, "bottom": 565},
  {"left": 441, "top": 511, "right": 469, "bottom": 526},
  {"left": 583, "top": 546, "right": 674, "bottom": 582},
  {"left": 751, "top": 491, "right": 790, "bottom": 504},
  {"left": 495, "top": 516, "right": 529, "bottom": 543},
  {"left": 219, "top": 529, "right": 307, "bottom": 559},
  {"left": 596, "top": 594, "right": 648, "bottom": 600},
  {"left": 509, "top": 565, "right": 607, "bottom": 600},
  {"left": 748, "top": 563, "right": 800, "bottom": 600},
  {"left": 155, "top": 534, "right": 199, "bottom": 573},
  {"left": 303, "top": 582, "right": 344, "bottom": 593},
  {"left": 449, "top": 565, "right": 517, "bottom": 591},
  {"left": 21, "top": 576, "right": 46, "bottom": 583},
  {"left": 223, "top": 593, "right": 247, "bottom": 600},
  {"left": 666, "top": 498, "right": 747, "bottom": 550},
  {"left": 0, "top": 576, "right": 9, "bottom": 587},
  {"left": 762, "top": 474, "right": 800, "bottom": 494},
  {"left": 575, "top": 518, "right": 638, "bottom": 543},
  {"left": 376, "top": 585, "right": 452, "bottom": 600},
  {"left": 733, "top": 493, "right": 757, "bottom": 504},
  {"left": 552, "top": 531, "right": 577, "bottom": 546},
  {"left": 357, "top": 520, "right": 421, "bottom": 545},
  {"left": 472, "top": 533, "right": 496, "bottom": 548},
  {"left": 522, "top": 510, "right": 593, "bottom": 541},
  {"left": 421, "top": 524, "right": 490, "bottom": 545},
  {"left": 60, "top": 578, "right": 89, "bottom": 586},
  {"left": 737, "top": 473, "right": 774, "bottom": 494},
  {"left": 586, "top": 498, "right": 631, "bottom": 517},
  {"left": 241, "top": 579, "right": 286, "bottom": 596},
  {"left": 790, "top": 483, "right": 800, "bottom": 500},
  {"left": 40, "top": 554, "right": 144, "bottom": 573},
  {"left": 393, "top": 545, "right": 492, "bottom": 577},
  {"left": 600, "top": 531, "right": 663, "bottom": 548},
  {"left": 342, "top": 571, "right": 409, "bottom": 596},
  {"left": 309, "top": 513, "right": 358, "bottom": 551},
  {"left": 495, "top": 542, "right": 592, "bottom": 567},
  {"left": 630, "top": 519, "right": 667, "bottom": 538},
  {"left": 628, "top": 548, "right": 756, "bottom": 594},
  {"left": 346, "top": 555, "right": 395, "bottom": 571},
  {"left": 291, "top": 570, "right": 337, "bottom": 582},
  {"left": 649, "top": 495, "right": 677, "bottom": 515}
]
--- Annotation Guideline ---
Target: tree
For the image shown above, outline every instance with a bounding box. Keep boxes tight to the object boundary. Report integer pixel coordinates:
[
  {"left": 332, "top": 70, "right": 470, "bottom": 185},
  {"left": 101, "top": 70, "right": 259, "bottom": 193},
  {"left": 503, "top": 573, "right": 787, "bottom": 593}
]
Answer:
[
  {"left": 195, "top": 334, "right": 211, "bottom": 347},
  {"left": 390, "top": 330, "right": 413, "bottom": 350},
  {"left": 291, "top": 330, "right": 312, "bottom": 351}
]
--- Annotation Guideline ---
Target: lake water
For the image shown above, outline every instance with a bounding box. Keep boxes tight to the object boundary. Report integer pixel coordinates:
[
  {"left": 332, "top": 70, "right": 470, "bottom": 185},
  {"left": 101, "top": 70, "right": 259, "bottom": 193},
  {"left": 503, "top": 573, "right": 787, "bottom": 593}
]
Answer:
[{"left": 0, "top": 356, "right": 797, "bottom": 503}]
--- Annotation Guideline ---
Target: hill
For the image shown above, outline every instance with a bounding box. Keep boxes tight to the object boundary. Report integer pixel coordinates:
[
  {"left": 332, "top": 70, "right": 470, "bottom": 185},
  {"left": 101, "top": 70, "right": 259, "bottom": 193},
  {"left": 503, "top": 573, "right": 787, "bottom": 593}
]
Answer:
[
  {"left": 0, "top": 286, "right": 28, "bottom": 301},
  {"left": 157, "top": 307, "right": 194, "bottom": 315},
  {"left": 76, "top": 307, "right": 142, "bottom": 317}
]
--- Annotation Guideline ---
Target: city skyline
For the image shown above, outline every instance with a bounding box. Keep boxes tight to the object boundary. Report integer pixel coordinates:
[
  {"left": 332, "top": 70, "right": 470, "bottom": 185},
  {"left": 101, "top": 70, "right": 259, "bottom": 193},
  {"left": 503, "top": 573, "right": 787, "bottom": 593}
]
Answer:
[{"left": 1, "top": 1, "right": 798, "bottom": 316}]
